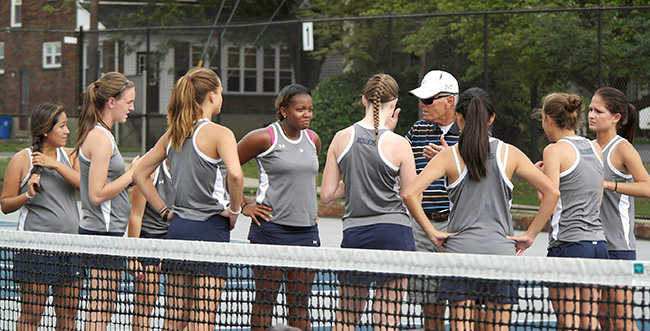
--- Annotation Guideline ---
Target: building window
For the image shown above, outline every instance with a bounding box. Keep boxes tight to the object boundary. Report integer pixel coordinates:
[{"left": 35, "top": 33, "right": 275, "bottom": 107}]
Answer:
[
  {"left": 43, "top": 42, "right": 62, "bottom": 69},
  {"left": 0, "top": 43, "right": 5, "bottom": 75},
  {"left": 222, "top": 45, "right": 294, "bottom": 94},
  {"left": 11, "top": 0, "right": 22, "bottom": 27}
]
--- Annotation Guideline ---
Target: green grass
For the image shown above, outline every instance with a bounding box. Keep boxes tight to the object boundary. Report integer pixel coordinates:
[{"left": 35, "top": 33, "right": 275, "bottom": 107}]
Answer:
[
  {"left": 0, "top": 140, "right": 29, "bottom": 153},
  {"left": 0, "top": 158, "right": 9, "bottom": 186},
  {"left": 241, "top": 160, "right": 259, "bottom": 179},
  {"left": 512, "top": 179, "right": 540, "bottom": 206}
]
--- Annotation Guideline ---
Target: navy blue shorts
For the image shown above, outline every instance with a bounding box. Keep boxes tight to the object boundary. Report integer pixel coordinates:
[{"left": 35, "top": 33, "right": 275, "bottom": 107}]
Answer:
[
  {"left": 78, "top": 227, "right": 126, "bottom": 270},
  {"left": 248, "top": 221, "right": 320, "bottom": 247},
  {"left": 608, "top": 250, "right": 636, "bottom": 261},
  {"left": 339, "top": 224, "right": 415, "bottom": 285},
  {"left": 162, "top": 214, "right": 229, "bottom": 277},
  {"left": 547, "top": 241, "right": 610, "bottom": 259},
  {"left": 13, "top": 251, "right": 84, "bottom": 284},
  {"left": 137, "top": 230, "right": 166, "bottom": 267},
  {"left": 439, "top": 278, "right": 519, "bottom": 304}
]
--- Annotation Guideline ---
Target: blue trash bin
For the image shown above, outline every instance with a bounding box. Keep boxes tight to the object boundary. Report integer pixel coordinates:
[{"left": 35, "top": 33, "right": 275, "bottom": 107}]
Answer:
[{"left": 0, "top": 116, "right": 12, "bottom": 140}]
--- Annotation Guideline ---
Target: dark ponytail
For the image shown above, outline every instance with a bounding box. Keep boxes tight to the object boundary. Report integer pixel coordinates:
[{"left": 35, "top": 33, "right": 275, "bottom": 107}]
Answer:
[
  {"left": 595, "top": 87, "right": 637, "bottom": 143},
  {"left": 623, "top": 104, "right": 638, "bottom": 143},
  {"left": 456, "top": 87, "right": 494, "bottom": 182}
]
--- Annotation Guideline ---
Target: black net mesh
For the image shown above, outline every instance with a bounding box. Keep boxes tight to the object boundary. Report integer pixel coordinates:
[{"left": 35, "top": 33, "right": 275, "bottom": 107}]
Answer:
[{"left": 0, "top": 230, "right": 648, "bottom": 330}]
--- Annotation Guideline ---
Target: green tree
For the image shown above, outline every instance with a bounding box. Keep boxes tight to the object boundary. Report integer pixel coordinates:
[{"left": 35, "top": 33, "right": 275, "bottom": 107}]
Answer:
[{"left": 303, "top": 0, "right": 650, "bottom": 157}]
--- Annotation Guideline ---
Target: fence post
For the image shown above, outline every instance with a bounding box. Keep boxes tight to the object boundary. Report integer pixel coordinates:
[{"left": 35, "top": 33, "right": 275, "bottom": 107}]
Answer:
[
  {"left": 388, "top": 15, "right": 393, "bottom": 74},
  {"left": 528, "top": 83, "right": 539, "bottom": 162},
  {"left": 483, "top": 13, "right": 489, "bottom": 92},
  {"left": 143, "top": 28, "right": 150, "bottom": 155},
  {"left": 598, "top": 7, "right": 603, "bottom": 88},
  {"left": 78, "top": 27, "right": 85, "bottom": 113}
]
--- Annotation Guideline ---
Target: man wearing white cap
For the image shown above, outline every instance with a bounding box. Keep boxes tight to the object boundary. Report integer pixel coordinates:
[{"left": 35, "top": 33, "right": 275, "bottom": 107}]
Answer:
[{"left": 405, "top": 70, "right": 459, "bottom": 330}]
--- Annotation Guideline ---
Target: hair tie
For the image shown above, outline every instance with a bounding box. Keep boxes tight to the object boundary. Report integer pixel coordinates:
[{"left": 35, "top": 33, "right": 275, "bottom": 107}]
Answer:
[{"left": 185, "top": 74, "right": 192, "bottom": 81}]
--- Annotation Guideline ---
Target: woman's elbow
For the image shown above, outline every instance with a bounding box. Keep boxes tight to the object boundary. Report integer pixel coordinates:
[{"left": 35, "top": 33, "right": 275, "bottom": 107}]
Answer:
[
  {"left": 228, "top": 169, "right": 244, "bottom": 185},
  {"left": 544, "top": 188, "right": 560, "bottom": 203},
  {"left": 89, "top": 194, "right": 104, "bottom": 206},
  {"left": 400, "top": 188, "right": 416, "bottom": 206},
  {"left": 320, "top": 190, "right": 334, "bottom": 204},
  {"left": 1, "top": 202, "right": 16, "bottom": 214}
]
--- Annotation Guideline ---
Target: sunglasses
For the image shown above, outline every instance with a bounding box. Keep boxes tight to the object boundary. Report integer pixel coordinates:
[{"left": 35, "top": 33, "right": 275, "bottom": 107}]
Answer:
[{"left": 420, "top": 94, "right": 451, "bottom": 105}]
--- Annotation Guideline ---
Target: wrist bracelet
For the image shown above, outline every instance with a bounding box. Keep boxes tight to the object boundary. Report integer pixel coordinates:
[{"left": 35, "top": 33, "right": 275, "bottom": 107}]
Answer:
[
  {"left": 161, "top": 208, "right": 171, "bottom": 222},
  {"left": 157, "top": 205, "right": 168, "bottom": 215},
  {"left": 228, "top": 205, "right": 242, "bottom": 215},
  {"left": 614, "top": 181, "right": 618, "bottom": 192},
  {"left": 25, "top": 191, "right": 34, "bottom": 199}
]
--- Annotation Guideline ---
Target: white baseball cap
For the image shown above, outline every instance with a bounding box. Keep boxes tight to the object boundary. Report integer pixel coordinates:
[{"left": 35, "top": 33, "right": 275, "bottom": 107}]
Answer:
[{"left": 409, "top": 70, "right": 459, "bottom": 99}]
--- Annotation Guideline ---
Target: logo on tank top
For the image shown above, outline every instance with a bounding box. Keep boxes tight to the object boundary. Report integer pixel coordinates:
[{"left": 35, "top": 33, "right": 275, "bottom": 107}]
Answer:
[
  {"left": 580, "top": 148, "right": 594, "bottom": 155},
  {"left": 278, "top": 143, "right": 286, "bottom": 149},
  {"left": 355, "top": 137, "right": 376, "bottom": 146}
]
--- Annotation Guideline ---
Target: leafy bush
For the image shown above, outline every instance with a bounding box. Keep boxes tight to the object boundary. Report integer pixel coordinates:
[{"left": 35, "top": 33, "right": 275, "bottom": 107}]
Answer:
[{"left": 311, "top": 70, "right": 420, "bottom": 167}]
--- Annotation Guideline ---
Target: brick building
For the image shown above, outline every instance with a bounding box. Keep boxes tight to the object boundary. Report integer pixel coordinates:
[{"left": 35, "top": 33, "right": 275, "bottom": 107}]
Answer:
[
  {"left": 0, "top": 0, "right": 337, "bottom": 145},
  {"left": 0, "top": 0, "right": 83, "bottom": 131}
]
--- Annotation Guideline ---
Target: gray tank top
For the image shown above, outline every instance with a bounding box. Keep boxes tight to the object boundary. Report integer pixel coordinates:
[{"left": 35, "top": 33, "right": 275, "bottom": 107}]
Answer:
[
  {"left": 255, "top": 122, "right": 318, "bottom": 227},
  {"left": 337, "top": 122, "right": 411, "bottom": 231},
  {"left": 548, "top": 136, "right": 606, "bottom": 248},
  {"left": 599, "top": 135, "right": 635, "bottom": 251},
  {"left": 18, "top": 148, "right": 79, "bottom": 234},
  {"left": 445, "top": 139, "right": 515, "bottom": 255},
  {"left": 79, "top": 125, "right": 130, "bottom": 233},
  {"left": 141, "top": 160, "right": 174, "bottom": 235},
  {"left": 167, "top": 119, "right": 228, "bottom": 221}
]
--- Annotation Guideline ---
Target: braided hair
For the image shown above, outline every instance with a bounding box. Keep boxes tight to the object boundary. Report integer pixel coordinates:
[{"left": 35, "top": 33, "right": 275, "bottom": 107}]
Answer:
[
  {"left": 29, "top": 103, "right": 66, "bottom": 192},
  {"left": 363, "top": 74, "right": 399, "bottom": 144}
]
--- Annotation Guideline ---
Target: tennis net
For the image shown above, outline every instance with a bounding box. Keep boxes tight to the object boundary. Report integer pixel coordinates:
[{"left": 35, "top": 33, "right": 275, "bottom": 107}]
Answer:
[{"left": 1, "top": 229, "right": 650, "bottom": 330}]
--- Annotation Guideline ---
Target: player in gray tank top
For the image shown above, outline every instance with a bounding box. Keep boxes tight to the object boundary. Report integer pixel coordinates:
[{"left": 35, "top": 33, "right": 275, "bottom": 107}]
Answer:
[
  {"left": 538, "top": 92, "right": 606, "bottom": 330},
  {"left": 403, "top": 87, "right": 558, "bottom": 331},
  {"left": 547, "top": 136, "right": 606, "bottom": 247},
  {"left": 597, "top": 135, "right": 635, "bottom": 251},
  {"left": 17, "top": 147, "right": 79, "bottom": 233},
  {"left": 588, "top": 87, "right": 650, "bottom": 331},
  {"left": 1, "top": 104, "right": 82, "bottom": 330},
  {"left": 133, "top": 68, "right": 243, "bottom": 330},
  {"left": 445, "top": 139, "right": 515, "bottom": 255},
  {"left": 74, "top": 72, "right": 141, "bottom": 330},
  {"left": 237, "top": 84, "right": 321, "bottom": 331},
  {"left": 337, "top": 122, "right": 411, "bottom": 229},
  {"left": 253, "top": 122, "right": 318, "bottom": 227},
  {"left": 322, "top": 74, "right": 418, "bottom": 331},
  {"left": 127, "top": 160, "right": 173, "bottom": 328},
  {"left": 136, "top": 160, "right": 174, "bottom": 236},
  {"left": 167, "top": 119, "right": 229, "bottom": 220},
  {"left": 79, "top": 125, "right": 131, "bottom": 233}
]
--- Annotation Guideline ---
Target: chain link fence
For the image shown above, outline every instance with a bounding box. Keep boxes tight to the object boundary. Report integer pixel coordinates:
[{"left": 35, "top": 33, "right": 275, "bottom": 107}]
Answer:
[{"left": 0, "top": 6, "right": 649, "bottom": 215}]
